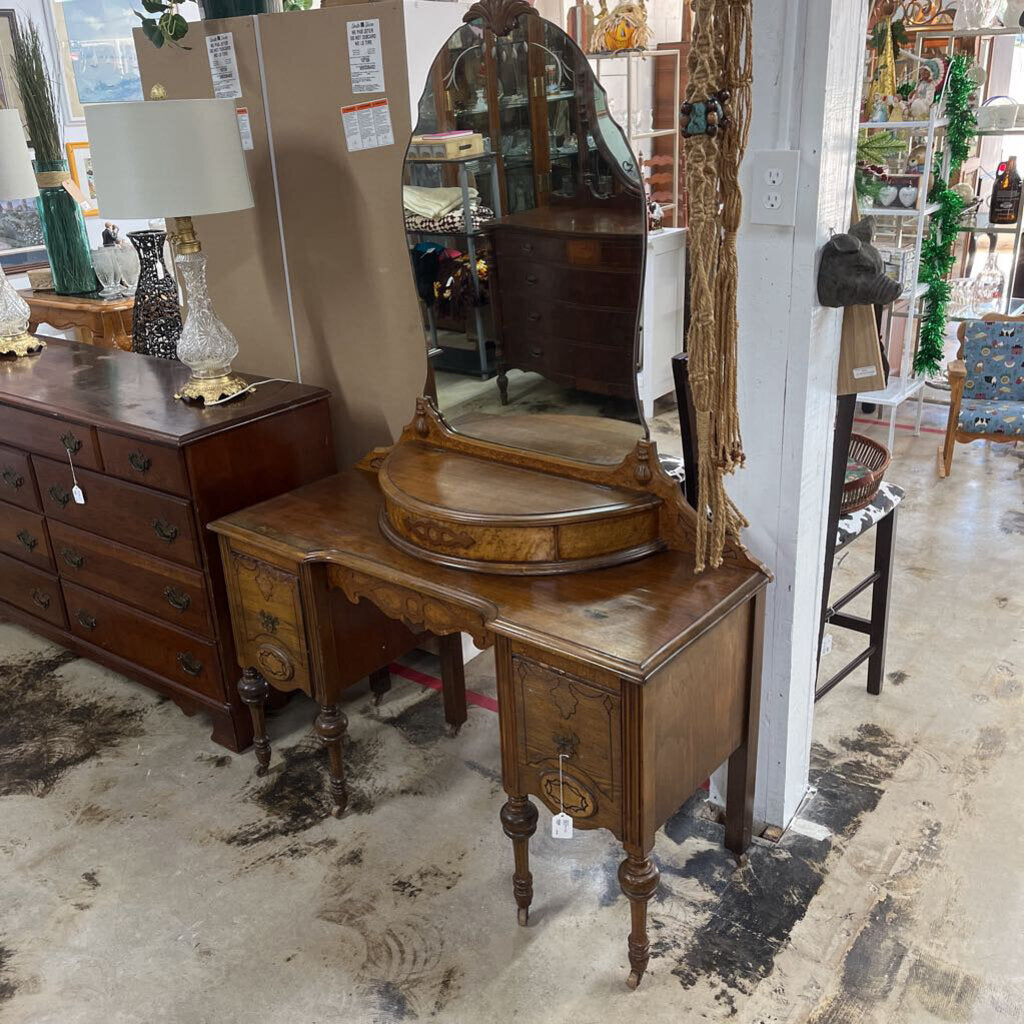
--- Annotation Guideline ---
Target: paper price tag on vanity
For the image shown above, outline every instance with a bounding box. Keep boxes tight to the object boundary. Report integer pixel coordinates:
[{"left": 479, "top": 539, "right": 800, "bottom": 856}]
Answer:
[
  {"left": 552, "top": 812, "right": 574, "bottom": 839},
  {"left": 72, "top": 485, "right": 85, "bottom": 505}
]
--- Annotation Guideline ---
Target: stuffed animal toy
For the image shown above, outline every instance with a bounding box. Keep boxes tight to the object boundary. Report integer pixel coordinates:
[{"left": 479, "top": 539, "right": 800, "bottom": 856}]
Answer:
[{"left": 818, "top": 217, "right": 903, "bottom": 308}]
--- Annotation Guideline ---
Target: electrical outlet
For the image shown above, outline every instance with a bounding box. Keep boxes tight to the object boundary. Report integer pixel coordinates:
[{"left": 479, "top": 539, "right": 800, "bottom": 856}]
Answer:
[{"left": 750, "top": 149, "right": 800, "bottom": 226}]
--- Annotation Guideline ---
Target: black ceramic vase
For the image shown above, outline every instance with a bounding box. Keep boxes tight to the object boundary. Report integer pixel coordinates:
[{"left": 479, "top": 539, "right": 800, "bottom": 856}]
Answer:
[{"left": 128, "top": 229, "right": 182, "bottom": 360}]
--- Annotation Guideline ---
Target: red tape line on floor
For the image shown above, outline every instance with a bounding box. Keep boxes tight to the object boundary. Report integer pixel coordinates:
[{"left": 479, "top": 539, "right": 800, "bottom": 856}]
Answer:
[
  {"left": 389, "top": 662, "right": 500, "bottom": 713},
  {"left": 853, "top": 416, "right": 946, "bottom": 437}
]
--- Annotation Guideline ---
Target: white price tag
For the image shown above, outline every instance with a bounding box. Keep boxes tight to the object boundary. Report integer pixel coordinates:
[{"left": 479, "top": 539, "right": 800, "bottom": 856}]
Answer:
[
  {"left": 206, "top": 32, "right": 242, "bottom": 100},
  {"left": 236, "top": 107, "right": 254, "bottom": 151},
  {"left": 347, "top": 18, "right": 385, "bottom": 94},
  {"left": 72, "top": 485, "right": 85, "bottom": 505},
  {"left": 552, "top": 812, "right": 574, "bottom": 839},
  {"left": 821, "top": 632, "right": 833, "bottom": 657}
]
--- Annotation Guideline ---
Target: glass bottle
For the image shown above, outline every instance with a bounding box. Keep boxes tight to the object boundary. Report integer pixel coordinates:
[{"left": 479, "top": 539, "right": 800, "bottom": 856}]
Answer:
[
  {"left": 971, "top": 238, "right": 1006, "bottom": 315},
  {"left": 990, "top": 156, "right": 1022, "bottom": 225}
]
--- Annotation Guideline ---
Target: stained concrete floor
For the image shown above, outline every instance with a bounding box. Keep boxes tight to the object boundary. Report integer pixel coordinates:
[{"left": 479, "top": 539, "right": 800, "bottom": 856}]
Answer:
[{"left": 1, "top": 403, "right": 1021, "bottom": 1023}]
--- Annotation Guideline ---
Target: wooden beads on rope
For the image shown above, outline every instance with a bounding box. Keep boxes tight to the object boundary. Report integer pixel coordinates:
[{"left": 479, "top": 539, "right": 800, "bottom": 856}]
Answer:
[{"left": 680, "top": 89, "right": 732, "bottom": 138}]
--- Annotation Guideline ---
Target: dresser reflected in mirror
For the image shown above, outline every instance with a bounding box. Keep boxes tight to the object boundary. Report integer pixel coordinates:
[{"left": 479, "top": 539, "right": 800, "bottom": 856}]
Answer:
[{"left": 403, "top": 8, "right": 648, "bottom": 466}]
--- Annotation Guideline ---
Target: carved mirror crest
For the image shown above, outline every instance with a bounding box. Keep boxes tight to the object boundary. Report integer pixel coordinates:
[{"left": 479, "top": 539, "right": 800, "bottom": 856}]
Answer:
[{"left": 402, "top": 0, "right": 649, "bottom": 466}]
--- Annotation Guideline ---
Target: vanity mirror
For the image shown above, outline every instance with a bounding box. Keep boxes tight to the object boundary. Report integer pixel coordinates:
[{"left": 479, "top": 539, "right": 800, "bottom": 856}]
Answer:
[{"left": 403, "top": 0, "right": 647, "bottom": 467}]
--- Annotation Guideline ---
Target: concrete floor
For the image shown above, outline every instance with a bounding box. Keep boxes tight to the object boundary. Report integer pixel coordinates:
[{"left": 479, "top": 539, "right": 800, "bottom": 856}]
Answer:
[{"left": 0, "top": 403, "right": 1021, "bottom": 1023}]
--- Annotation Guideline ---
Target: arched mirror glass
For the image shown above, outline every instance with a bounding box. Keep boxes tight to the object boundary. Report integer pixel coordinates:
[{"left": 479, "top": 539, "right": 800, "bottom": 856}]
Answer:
[{"left": 403, "top": 4, "right": 648, "bottom": 465}]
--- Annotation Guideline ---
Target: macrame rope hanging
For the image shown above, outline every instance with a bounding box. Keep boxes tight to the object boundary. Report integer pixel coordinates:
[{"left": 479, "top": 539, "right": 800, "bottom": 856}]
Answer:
[{"left": 682, "top": 0, "right": 752, "bottom": 572}]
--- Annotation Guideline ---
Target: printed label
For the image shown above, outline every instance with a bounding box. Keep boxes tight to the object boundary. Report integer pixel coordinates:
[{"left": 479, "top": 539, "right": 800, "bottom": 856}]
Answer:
[
  {"left": 347, "top": 18, "right": 385, "bottom": 94},
  {"left": 207, "top": 33, "right": 242, "bottom": 100},
  {"left": 341, "top": 99, "right": 394, "bottom": 152},
  {"left": 236, "top": 107, "right": 254, "bottom": 151}
]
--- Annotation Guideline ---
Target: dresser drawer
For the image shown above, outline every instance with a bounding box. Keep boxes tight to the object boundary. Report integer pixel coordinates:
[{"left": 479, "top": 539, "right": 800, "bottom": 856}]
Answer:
[
  {"left": 223, "top": 545, "right": 310, "bottom": 693},
  {"left": 507, "top": 339, "right": 635, "bottom": 393},
  {"left": 0, "top": 406, "right": 100, "bottom": 469},
  {"left": 501, "top": 302, "right": 637, "bottom": 347},
  {"left": 493, "top": 230, "right": 641, "bottom": 269},
  {"left": 33, "top": 457, "right": 201, "bottom": 568},
  {"left": 48, "top": 522, "right": 213, "bottom": 636},
  {"left": 63, "top": 582, "right": 223, "bottom": 702},
  {"left": 512, "top": 656, "right": 621, "bottom": 831},
  {"left": 0, "top": 550, "right": 66, "bottom": 629},
  {"left": 0, "top": 501, "right": 53, "bottom": 571},
  {"left": 495, "top": 257, "right": 642, "bottom": 309},
  {"left": 97, "top": 431, "right": 190, "bottom": 497},
  {"left": 0, "top": 445, "right": 39, "bottom": 511}
]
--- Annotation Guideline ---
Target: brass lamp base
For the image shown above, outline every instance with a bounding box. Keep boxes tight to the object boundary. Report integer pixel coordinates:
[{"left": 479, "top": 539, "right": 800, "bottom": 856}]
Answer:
[
  {"left": 174, "top": 372, "right": 249, "bottom": 404},
  {"left": 0, "top": 332, "right": 46, "bottom": 358}
]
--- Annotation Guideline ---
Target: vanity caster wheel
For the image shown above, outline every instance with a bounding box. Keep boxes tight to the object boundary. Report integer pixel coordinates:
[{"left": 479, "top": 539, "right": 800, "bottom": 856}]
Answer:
[
  {"left": 255, "top": 765, "right": 268, "bottom": 778},
  {"left": 446, "top": 723, "right": 463, "bottom": 739},
  {"left": 372, "top": 692, "right": 385, "bottom": 707},
  {"left": 331, "top": 805, "right": 346, "bottom": 819},
  {"left": 517, "top": 907, "right": 529, "bottom": 927},
  {"left": 626, "top": 970, "right": 642, "bottom": 990}
]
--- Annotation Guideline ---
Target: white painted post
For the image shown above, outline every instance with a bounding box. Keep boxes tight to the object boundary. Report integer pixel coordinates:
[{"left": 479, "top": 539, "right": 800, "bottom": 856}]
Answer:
[{"left": 710, "top": 0, "right": 870, "bottom": 828}]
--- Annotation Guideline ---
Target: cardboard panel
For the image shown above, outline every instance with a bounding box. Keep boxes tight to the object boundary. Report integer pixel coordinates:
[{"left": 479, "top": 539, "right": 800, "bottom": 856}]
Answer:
[
  {"left": 258, "top": 3, "right": 427, "bottom": 465},
  {"left": 134, "top": 19, "right": 297, "bottom": 385}
]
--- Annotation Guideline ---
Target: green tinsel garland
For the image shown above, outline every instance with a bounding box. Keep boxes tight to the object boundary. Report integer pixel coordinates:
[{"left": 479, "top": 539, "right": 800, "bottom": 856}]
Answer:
[{"left": 915, "top": 54, "right": 977, "bottom": 375}]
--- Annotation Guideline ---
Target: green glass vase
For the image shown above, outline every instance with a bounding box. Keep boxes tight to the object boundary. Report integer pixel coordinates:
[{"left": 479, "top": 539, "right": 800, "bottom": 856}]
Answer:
[{"left": 34, "top": 159, "right": 97, "bottom": 296}]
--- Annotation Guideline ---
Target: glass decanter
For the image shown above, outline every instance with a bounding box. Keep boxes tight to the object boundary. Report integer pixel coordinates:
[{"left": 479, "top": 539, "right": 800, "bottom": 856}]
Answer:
[
  {"left": 0, "top": 264, "right": 42, "bottom": 357},
  {"left": 971, "top": 241, "right": 1006, "bottom": 316}
]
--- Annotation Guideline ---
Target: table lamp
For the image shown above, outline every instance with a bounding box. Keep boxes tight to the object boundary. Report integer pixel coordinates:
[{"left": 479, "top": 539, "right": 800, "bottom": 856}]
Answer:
[
  {"left": 85, "top": 98, "right": 254, "bottom": 403},
  {"left": 0, "top": 109, "right": 45, "bottom": 358}
]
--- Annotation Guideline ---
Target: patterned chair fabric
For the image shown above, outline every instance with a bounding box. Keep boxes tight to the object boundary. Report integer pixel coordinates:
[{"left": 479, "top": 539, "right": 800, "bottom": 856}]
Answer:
[
  {"left": 962, "top": 320, "right": 1024, "bottom": 404},
  {"left": 957, "top": 398, "right": 1024, "bottom": 437}
]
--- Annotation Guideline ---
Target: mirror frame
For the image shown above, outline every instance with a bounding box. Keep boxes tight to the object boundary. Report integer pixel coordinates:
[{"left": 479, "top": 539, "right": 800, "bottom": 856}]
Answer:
[{"left": 407, "top": 0, "right": 652, "bottom": 462}]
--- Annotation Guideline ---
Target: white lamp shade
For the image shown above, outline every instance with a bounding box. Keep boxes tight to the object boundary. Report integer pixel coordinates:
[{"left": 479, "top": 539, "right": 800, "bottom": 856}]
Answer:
[
  {"left": 84, "top": 98, "right": 254, "bottom": 219},
  {"left": 0, "top": 110, "right": 38, "bottom": 201}
]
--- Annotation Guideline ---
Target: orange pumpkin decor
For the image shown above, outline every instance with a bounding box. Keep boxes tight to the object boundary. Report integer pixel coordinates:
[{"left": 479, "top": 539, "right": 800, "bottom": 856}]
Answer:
[{"left": 592, "top": 0, "right": 650, "bottom": 53}]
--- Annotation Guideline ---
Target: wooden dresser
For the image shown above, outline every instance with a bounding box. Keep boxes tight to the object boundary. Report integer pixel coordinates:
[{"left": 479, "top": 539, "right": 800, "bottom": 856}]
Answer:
[
  {"left": 0, "top": 339, "right": 333, "bottom": 750},
  {"left": 487, "top": 206, "right": 643, "bottom": 403}
]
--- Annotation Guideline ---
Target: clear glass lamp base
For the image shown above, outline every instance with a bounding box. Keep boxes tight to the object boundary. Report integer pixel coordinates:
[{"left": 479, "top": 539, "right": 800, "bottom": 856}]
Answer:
[
  {"left": 0, "top": 266, "right": 44, "bottom": 358},
  {"left": 173, "top": 249, "right": 247, "bottom": 404}
]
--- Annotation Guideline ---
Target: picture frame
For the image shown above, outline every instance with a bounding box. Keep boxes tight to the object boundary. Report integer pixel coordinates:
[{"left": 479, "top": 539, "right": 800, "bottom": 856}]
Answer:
[
  {"left": 0, "top": 199, "right": 49, "bottom": 273},
  {"left": 66, "top": 141, "right": 99, "bottom": 217}
]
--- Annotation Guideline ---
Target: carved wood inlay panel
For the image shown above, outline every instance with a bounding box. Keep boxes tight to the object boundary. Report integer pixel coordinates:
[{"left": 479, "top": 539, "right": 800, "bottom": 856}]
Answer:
[
  {"left": 327, "top": 564, "right": 492, "bottom": 649},
  {"left": 404, "top": 516, "right": 474, "bottom": 551}
]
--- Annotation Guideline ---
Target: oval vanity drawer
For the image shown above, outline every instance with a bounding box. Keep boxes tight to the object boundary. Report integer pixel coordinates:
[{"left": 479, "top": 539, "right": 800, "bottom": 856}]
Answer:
[
  {"left": 497, "top": 257, "right": 642, "bottom": 309},
  {"left": 0, "top": 406, "right": 101, "bottom": 469},
  {"left": 0, "top": 502, "right": 53, "bottom": 571},
  {"left": 98, "top": 431, "right": 189, "bottom": 497},
  {"left": 0, "top": 445, "right": 40, "bottom": 511},
  {"left": 503, "top": 303, "right": 638, "bottom": 347},
  {"left": 63, "top": 582, "right": 223, "bottom": 701},
  {"left": 48, "top": 522, "right": 213, "bottom": 636},
  {"left": 0, "top": 550, "right": 66, "bottom": 629},
  {"left": 33, "top": 457, "right": 201, "bottom": 568},
  {"left": 224, "top": 546, "right": 310, "bottom": 693},
  {"left": 512, "top": 657, "right": 622, "bottom": 831}
]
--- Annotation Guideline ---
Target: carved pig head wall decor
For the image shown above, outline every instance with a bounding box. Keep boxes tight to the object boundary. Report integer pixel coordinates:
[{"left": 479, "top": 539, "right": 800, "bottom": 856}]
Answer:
[{"left": 817, "top": 217, "right": 903, "bottom": 308}]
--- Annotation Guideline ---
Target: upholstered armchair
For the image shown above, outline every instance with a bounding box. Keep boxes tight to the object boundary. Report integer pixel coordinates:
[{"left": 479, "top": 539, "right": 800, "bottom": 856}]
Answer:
[{"left": 940, "top": 315, "right": 1024, "bottom": 477}]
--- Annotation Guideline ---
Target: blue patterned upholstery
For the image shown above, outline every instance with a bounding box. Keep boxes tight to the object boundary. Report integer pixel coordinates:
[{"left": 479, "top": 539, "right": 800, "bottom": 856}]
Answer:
[
  {"left": 958, "top": 398, "right": 1024, "bottom": 437},
  {"left": 961, "top": 320, "right": 1024, "bottom": 402}
]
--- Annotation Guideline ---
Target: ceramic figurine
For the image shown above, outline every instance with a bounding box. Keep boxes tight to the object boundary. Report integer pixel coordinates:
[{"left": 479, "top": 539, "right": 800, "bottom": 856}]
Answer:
[
  {"left": 899, "top": 184, "right": 919, "bottom": 208},
  {"left": 908, "top": 67, "right": 937, "bottom": 120},
  {"left": 817, "top": 217, "right": 903, "bottom": 308},
  {"left": 877, "top": 184, "right": 899, "bottom": 207},
  {"left": 868, "top": 96, "right": 889, "bottom": 123}
]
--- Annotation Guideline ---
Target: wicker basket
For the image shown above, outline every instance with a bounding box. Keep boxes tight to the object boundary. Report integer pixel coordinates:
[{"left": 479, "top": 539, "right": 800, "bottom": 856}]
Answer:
[{"left": 842, "top": 434, "right": 891, "bottom": 514}]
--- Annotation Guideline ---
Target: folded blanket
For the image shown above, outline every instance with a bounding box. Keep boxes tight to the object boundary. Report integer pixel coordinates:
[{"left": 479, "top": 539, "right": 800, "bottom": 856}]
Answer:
[
  {"left": 405, "top": 204, "right": 495, "bottom": 235},
  {"left": 403, "top": 185, "right": 480, "bottom": 219}
]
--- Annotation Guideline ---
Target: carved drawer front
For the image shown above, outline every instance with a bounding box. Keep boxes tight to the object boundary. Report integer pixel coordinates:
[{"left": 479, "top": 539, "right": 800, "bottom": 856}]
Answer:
[
  {"left": 512, "top": 656, "right": 622, "bottom": 831},
  {"left": 63, "top": 581, "right": 223, "bottom": 701},
  {"left": 33, "top": 457, "right": 201, "bottom": 568},
  {"left": 501, "top": 302, "right": 637, "bottom": 348},
  {"left": 0, "top": 550, "right": 67, "bottom": 629},
  {"left": 0, "top": 501, "right": 54, "bottom": 571},
  {"left": 0, "top": 406, "right": 101, "bottom": 470},
  {"left": 98, "top": 431, "right": 190, "bottom": 497},
  {"left": 226, "top": 547, "right": 310, "bottom": 693},
  {"left": 48, "top": 521, "right": 213, "bottom": 637},
  {"left": 493, "top": 230, "right": 641, "bottom": 270},
  {"left": 0, "top": 445, "right": 40, "bottom": 512},
  {"left": 496, "top": 256, "right": 643, "bottom": 310}
]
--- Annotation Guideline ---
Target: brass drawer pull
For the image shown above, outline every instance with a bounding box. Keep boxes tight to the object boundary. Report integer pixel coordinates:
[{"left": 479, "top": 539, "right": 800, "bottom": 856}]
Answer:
[
  {"left": 529, "top": 346, "right": 543, "bottom": 359},
  {"left": 128, "top": 451, "right": 151, "bottom": 474},
  {"left": 520, "top": 242, "right": 534, "bottom": 254},
  {"left": 16, "top": 529, "right": 37, "bottom": 552},
  {"left": 62, "top": 548, "right": 84, "bottom": 569},
  {"left": 176, "top": 651, "right": 203, "bottom": 677},
  {"left": 60, "top": 431, "right": 82, "bottom": 455},
  {"left": 528, "top": 312, "right": 541, "bottom": 322},
  {"left": 164, "top": 586, "right": 192, "bottom": 612},
  {"left": 2, "top": 467, "right": 24, "bottom": 490},
  {"left": 31, "top": 589, "right": 51, "bottom": 610},
  {"left": 525, "top": 273, "right": 539, "bottom": 285},
  {"left": 48, "top": 484, "right": 70, "bottom": 508},
  {"left": 77, "top": 610, "right": 97, "bottom": 631},
  {"left": 259, "top": 610, "right": 279, "bottom": 634},
  {"left": 152, "top": 518, "right": 179, "bottom": 544}
]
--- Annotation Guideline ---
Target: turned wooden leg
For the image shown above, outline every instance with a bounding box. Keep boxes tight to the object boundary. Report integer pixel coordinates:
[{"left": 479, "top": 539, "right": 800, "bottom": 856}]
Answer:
[
  {"left": 315, "top": 702, "right": 348, "bottom": 818},
  {"left": 237, "top": 668, "right": 271, "bottom": 776},
  {"left": 497, "top": 369, "right": 509, "bottom": 405},
  {"left": 618, "top": 850, "right": 660, "bottom": 990},
  {"left": 368, "top": 666, "right": 391, "bottom": 706},
  {"left": 439, "top": 633, "right": 467, "bottom": 736},
  {"left": 500, "top": 795, "right": 538, "bottom": 926}
]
